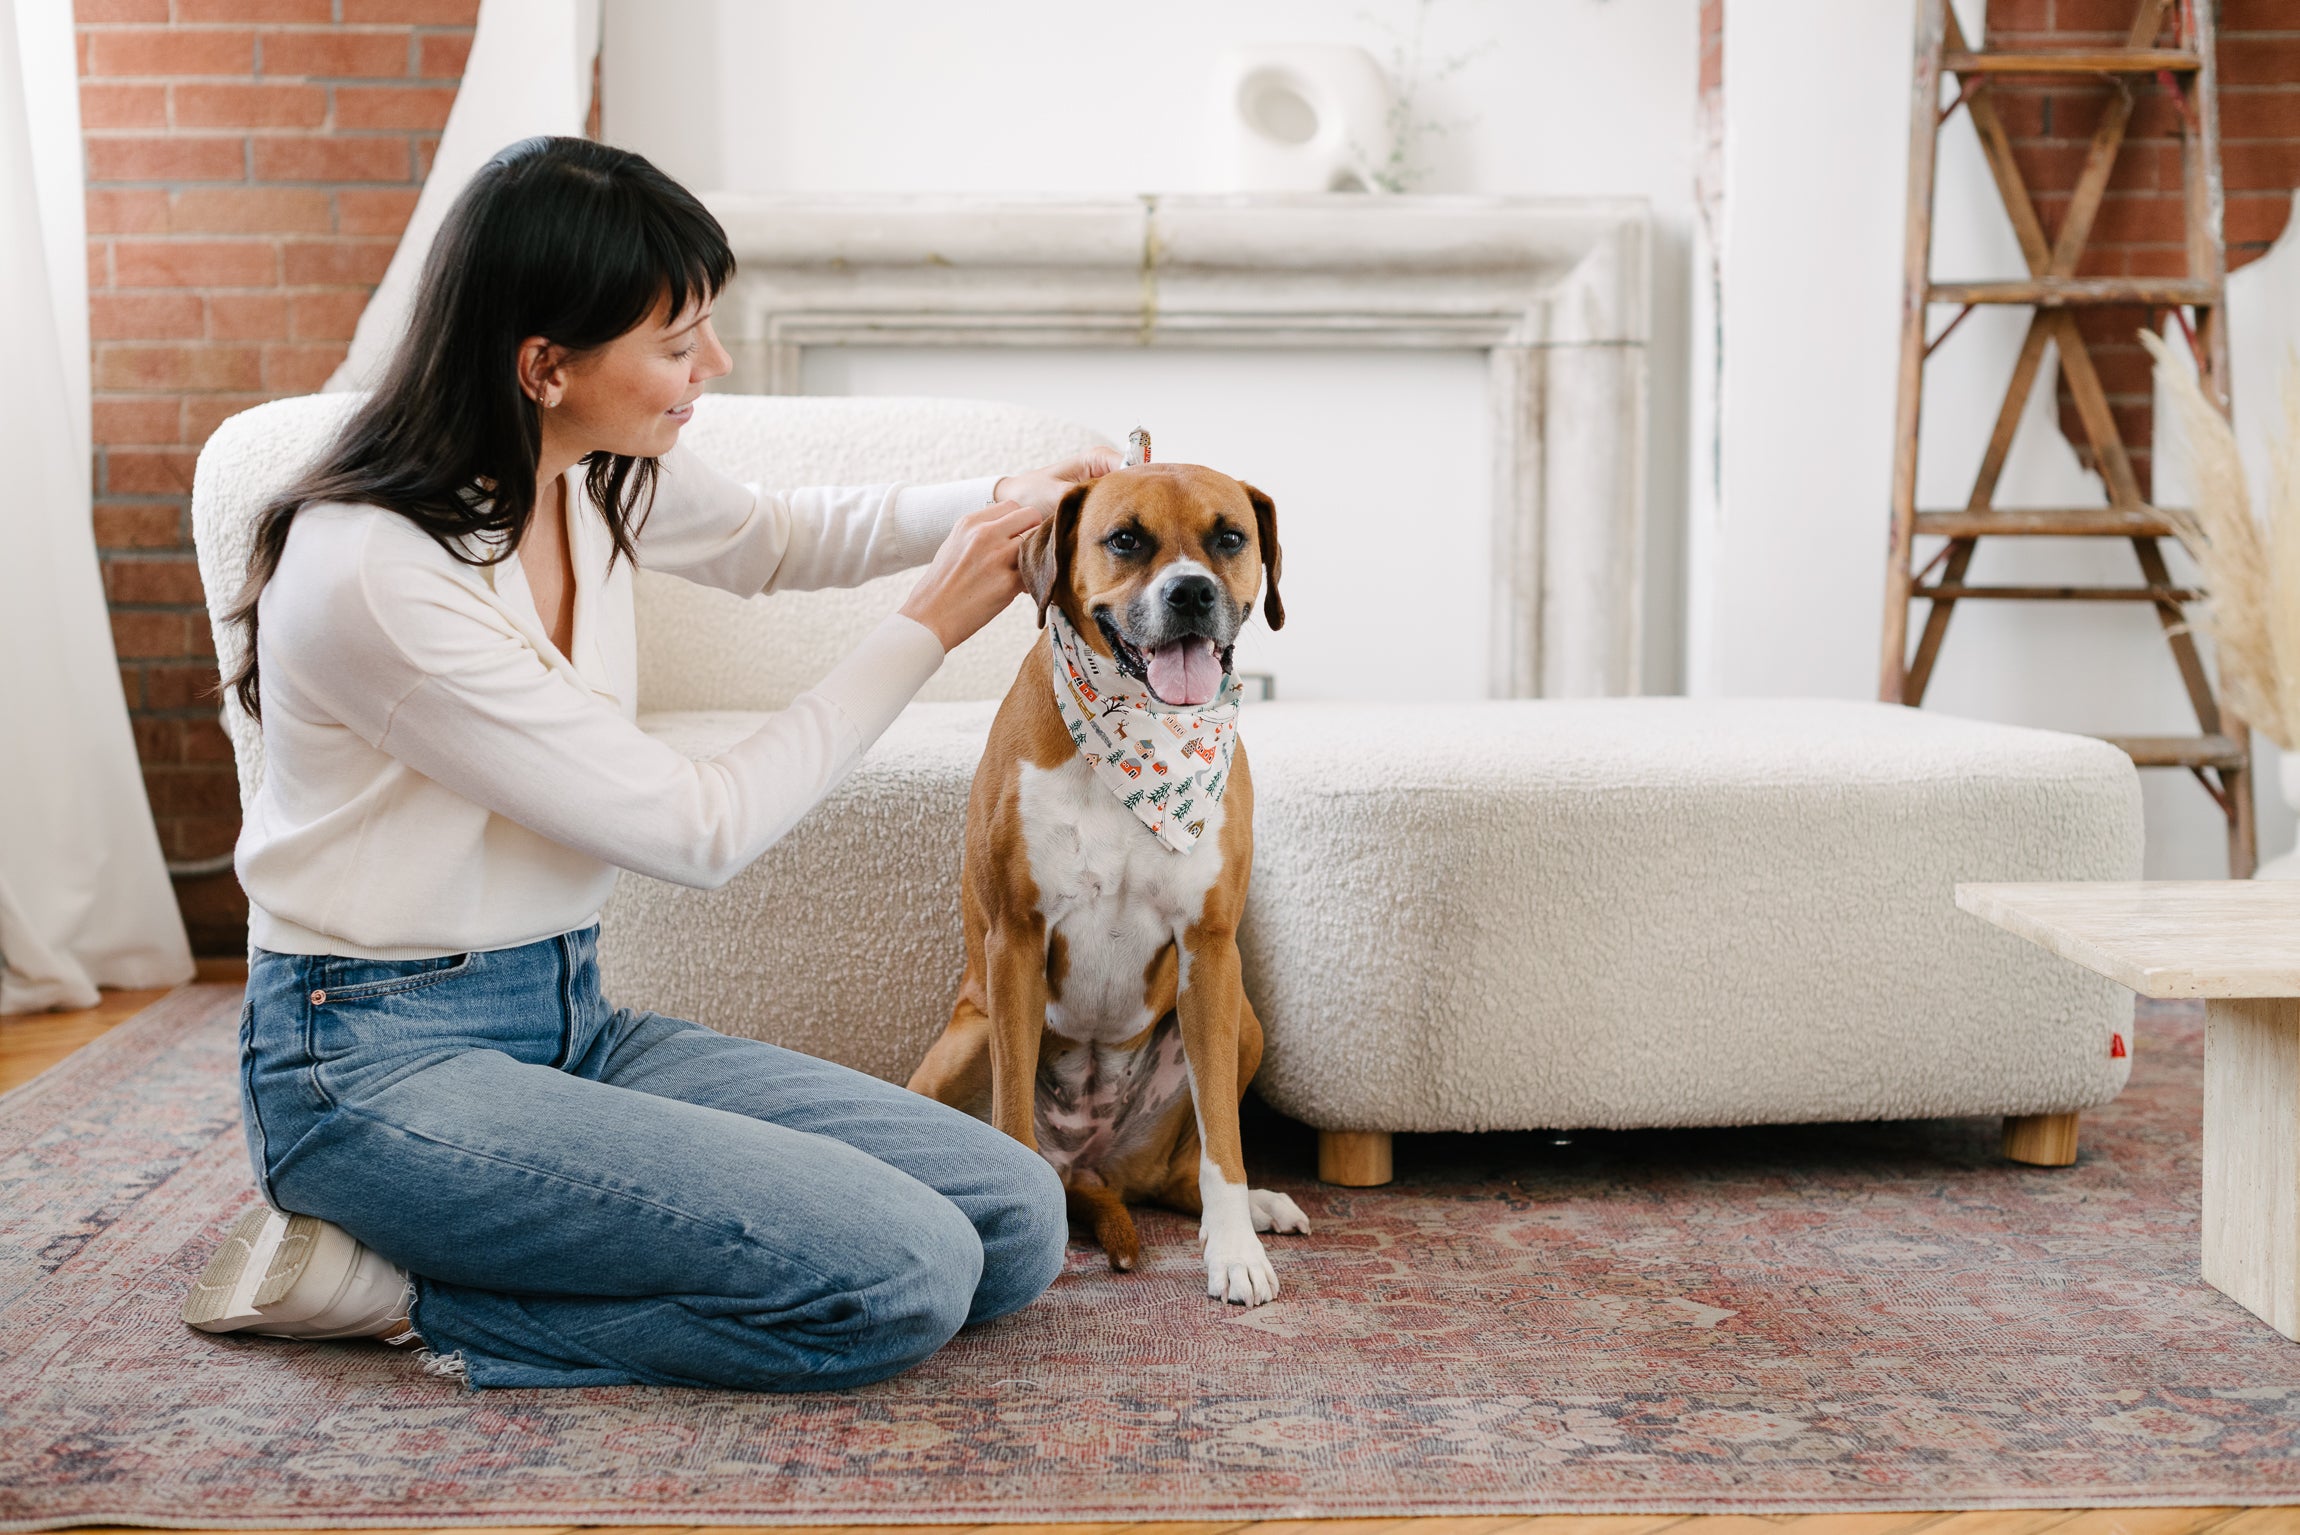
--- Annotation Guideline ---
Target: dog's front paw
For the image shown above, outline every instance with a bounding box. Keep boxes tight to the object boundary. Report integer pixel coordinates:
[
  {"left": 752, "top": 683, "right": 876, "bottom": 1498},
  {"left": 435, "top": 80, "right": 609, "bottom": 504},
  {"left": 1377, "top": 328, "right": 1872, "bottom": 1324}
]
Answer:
[
  {"left": 1249, "top": 1187, "right": 1311, "bottom": 1235},
  {"left": 1203, "top": 1229, "right": 1280, "bottom": 1306}
]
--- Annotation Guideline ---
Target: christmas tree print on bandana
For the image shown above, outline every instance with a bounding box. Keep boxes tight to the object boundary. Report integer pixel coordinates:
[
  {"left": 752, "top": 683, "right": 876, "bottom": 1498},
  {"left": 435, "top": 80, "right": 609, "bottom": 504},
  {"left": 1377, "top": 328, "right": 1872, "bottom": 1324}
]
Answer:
[{"left": 1047, "top": 606, "right": 1240, "bottom": 854}]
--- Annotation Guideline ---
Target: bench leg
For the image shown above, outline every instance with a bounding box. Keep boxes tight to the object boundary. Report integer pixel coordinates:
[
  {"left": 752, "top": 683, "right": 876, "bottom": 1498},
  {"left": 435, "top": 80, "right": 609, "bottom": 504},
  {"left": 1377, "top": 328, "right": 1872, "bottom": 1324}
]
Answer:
[
  {"left": 2003, "top": 1111, "right": 2080, "bottom": 1167},
  {"left": 1318, "top": 1130, "right": 1393, "bottom": 1187}
]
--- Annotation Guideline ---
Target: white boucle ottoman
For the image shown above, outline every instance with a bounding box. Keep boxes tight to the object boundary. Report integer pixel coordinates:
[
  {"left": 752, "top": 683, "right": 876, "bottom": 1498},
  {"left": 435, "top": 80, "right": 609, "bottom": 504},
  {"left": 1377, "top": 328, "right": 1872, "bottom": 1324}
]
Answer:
[
  {"left": 1236, "top": 697, "right": 2142, "bottom": 1182},
  {"left": 599, "top": 696, "right": 2142, "bottom": 1187}
]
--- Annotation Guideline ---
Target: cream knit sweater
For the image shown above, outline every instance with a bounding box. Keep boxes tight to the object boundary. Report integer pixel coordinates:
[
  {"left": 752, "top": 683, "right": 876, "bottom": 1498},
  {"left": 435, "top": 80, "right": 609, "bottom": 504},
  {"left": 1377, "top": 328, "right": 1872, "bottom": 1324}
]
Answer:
[{"left": 237, "top": 443, "right": 996, "bottom": 960}]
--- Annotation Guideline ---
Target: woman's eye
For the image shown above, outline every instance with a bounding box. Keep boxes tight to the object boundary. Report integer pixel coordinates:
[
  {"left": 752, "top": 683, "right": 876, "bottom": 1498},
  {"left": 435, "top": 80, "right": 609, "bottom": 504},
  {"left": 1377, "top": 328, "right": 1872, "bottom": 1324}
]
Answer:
[{"left": 673, "top": 341, "right": 698, "bottom": 360}]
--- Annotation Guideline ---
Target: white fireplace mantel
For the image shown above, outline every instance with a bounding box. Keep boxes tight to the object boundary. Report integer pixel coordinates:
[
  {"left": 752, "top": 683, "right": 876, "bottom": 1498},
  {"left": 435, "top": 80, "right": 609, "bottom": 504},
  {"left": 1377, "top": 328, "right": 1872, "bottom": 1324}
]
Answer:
[{"left": 702, "top": 192, "right": 1650, "bottom": 698}]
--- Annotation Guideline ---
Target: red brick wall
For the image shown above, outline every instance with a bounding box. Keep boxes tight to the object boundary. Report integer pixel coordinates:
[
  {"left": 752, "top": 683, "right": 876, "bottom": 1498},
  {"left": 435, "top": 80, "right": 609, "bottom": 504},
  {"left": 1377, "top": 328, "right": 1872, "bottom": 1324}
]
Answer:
[
  {"left": 78, "top": 0, "right": 476, "bottom": 954},
  {"left": 1981, "top": 0, "right": 2299, "bottom": 495}
]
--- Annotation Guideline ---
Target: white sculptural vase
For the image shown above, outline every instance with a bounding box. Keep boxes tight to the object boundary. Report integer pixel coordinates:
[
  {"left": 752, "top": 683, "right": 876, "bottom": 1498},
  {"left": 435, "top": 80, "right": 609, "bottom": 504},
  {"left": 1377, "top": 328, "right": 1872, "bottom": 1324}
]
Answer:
[
  {"left": 1212, "top": 45, "right": 1395, "bottom": 194},
  {"left": 2256, "top": 751, "right": 2300, "bottom": 880}
]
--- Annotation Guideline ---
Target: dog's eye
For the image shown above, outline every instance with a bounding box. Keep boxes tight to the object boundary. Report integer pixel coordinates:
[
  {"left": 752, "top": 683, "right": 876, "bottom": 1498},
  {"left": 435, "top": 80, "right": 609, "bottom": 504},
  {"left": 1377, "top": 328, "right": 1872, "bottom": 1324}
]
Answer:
[
  {"left": 1214, "top": 529, "right": 1247, "bottom": 554},
  {"left": 1106, "top": 529, "right": 1144, "bottom": 555}
]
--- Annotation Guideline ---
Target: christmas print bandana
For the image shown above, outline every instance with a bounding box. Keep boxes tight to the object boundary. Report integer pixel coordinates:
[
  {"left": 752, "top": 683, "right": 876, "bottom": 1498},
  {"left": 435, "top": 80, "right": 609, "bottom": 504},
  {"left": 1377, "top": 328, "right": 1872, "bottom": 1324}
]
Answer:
[{"left": 1047, "top": 607, "right": 1241, "bottom": 854}]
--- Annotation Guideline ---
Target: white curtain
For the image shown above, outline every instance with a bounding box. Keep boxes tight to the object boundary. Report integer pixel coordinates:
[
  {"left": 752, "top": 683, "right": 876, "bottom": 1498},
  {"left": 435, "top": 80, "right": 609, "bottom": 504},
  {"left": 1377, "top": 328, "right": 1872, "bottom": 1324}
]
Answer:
[
  {"left": 0, "top": 0, "right": 193, "bottom": 1012},
  {"left": 326, "top": 0, "right": 601, "bottom": 393}
]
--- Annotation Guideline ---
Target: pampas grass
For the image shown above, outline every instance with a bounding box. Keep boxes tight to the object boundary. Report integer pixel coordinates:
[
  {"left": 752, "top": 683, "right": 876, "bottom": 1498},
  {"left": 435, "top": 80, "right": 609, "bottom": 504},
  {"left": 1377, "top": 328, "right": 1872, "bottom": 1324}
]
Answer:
[{"left": 2142, "top": 327, "right": 2300, "bottom": 751}]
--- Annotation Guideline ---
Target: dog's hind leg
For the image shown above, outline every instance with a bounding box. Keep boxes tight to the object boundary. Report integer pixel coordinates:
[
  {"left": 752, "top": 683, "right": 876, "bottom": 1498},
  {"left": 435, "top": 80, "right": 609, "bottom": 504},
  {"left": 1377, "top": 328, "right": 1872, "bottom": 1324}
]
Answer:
[
  {"left": 1249, "top": 1186, "right": 1311, "bottom": 1235},
  {"left": 1235, "top": 989, "right": 1265, "bottom": 1098},
  {"left": 1066, "top": 1178, "right": 1141, "bottom": 1272},
  {"left": 1149, "top": 1141, "right": 1203, "bottom": 1218},
  {"left": 907, "top": 996, "right": 993, "bottom": 1117}
]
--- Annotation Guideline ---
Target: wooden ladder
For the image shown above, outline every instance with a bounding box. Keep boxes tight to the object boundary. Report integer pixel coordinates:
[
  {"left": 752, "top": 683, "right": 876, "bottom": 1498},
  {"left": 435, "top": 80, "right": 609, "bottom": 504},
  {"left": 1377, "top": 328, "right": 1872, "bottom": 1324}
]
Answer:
[{"left": 1880, "top": 0, "right": 2256, "bottom": 877}]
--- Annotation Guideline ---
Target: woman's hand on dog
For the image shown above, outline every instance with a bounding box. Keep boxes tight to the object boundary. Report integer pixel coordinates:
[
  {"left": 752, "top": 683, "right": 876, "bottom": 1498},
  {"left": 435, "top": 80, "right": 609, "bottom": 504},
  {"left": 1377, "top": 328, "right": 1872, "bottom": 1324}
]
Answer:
[
  {"left": 898, "top": 500, "right": 1049, "bottom": 652},
  {"left": 903, "top": 450, "right": 1122, "bottom": 651},
  {"left": 992, "top": 447, "right": 1124, "bottom": 519}
]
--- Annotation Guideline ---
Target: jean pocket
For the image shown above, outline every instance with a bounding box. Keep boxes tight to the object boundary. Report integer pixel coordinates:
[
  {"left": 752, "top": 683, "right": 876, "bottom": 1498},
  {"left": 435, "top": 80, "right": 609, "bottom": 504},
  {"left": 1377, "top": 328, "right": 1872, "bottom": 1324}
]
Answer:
[
  {"left": 313, "top": 952, "right": 473, "bottom": 1005},
  {"left": 304, "top": 953, "right": 477, "bottom": 1071}
]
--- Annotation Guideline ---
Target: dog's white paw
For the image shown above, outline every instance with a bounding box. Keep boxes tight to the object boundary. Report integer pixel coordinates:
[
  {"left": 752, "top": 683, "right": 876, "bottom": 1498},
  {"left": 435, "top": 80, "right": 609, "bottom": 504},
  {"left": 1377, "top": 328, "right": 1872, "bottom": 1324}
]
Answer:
[
  {"left": 1249, "top": 1187, "right": 1311, "bottom": 1235},
  {"left": 1197, "top": 1157, "right": 1281, "bottom": 1305},
  {"left": 1204, "top": 1229, "right": 1281, "bottom": 1306}
]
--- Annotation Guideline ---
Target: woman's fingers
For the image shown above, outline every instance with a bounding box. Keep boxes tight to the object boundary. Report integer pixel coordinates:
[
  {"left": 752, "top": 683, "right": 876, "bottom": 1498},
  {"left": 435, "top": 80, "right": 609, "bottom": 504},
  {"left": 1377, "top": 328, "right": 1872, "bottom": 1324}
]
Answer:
[
  {"left": 955, "top": 500, "right": 1041, "bottom": 567},
  {"left": 957, "top": 501, "right": 1037, "bottom": 558},
  {"left": 995, "top": 446, "right": 1125, "bottom": 517},
  {"left": 988, "top": 504, "right": 1039, "bottom": 580},
  {"left": 966, "top": 497, "right": 1035, "bottom": 526},
  {"left": 986, "top": 499, "right": 1043, "bottom": 541},
  {"left": 898, "top": 500, "right": 1045, "bottom": 649},
  {"left": 902, "top": 450, "right": 1119, "bottom": 649}
]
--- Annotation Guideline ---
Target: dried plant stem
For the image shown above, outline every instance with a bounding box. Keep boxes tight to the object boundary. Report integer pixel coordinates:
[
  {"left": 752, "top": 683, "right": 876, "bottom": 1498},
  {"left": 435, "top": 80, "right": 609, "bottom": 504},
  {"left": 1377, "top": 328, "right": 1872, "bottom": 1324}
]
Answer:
[
  {"left": 2142, "top": 327, "right": 2295, "bottom": 750},
  {"left": 2271, "top": 358, "right": 2300, "bottom": 751}
]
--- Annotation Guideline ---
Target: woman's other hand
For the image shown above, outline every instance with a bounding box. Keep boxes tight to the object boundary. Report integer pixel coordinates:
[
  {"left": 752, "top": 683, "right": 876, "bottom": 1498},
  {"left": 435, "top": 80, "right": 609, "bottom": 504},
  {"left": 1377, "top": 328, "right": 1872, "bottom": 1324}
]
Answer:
[
  {"left": 992, "top": 446, "right": 1125, "bottom": 519},
  {"left": 897, "top": 500, "right": 1047, "bottom": 652}
]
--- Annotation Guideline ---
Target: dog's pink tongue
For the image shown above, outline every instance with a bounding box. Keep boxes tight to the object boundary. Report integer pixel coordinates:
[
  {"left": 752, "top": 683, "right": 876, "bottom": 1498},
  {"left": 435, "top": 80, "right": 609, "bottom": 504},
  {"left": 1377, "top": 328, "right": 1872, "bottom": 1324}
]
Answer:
[{"left": 1148, "top": 637, "right": 1221, "bottom": 706}]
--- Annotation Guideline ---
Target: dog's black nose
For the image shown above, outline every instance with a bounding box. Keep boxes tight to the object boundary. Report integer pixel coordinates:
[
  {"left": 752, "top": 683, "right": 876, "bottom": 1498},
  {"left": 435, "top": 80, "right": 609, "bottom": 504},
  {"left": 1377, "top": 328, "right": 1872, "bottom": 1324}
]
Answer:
[{"left": 1164, "top": 575, "right": 1219, "bottom": 618}]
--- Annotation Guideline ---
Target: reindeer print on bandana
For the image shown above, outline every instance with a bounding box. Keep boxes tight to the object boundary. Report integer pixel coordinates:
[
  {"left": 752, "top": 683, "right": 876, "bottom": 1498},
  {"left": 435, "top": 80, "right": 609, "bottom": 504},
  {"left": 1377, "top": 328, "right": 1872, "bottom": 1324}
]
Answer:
[{"left": 1047, "top": 607, "right": 1240, "bottom": 855}]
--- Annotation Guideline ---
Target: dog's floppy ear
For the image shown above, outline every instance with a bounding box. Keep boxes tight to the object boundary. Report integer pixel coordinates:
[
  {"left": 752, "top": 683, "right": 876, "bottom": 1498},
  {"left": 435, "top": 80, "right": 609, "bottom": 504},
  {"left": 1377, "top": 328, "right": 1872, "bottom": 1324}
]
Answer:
[
  {"left": 1019, "top": 480, "right": 1091, "bottom": 629},
  {"left": 1242, "top": 482, "right": 1283, "bottom": 631}
]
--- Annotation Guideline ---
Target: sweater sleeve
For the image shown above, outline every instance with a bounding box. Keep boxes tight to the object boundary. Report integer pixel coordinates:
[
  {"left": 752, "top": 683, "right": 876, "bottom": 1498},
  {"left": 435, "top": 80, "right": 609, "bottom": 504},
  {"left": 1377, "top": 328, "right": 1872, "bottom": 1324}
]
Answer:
[
  {"left": 270, "top": 520, "right": 947, "bottom": 889},
  {"left": 635, "top": 441, "right": 999, "bottom": 596}
]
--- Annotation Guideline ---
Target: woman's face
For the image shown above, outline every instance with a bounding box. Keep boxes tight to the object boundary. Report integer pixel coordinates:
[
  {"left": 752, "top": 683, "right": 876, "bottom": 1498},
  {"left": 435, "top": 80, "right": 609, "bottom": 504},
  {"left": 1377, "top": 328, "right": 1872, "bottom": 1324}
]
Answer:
[{"left": 547, "top": 291, "right": 732, "bottom": 460}]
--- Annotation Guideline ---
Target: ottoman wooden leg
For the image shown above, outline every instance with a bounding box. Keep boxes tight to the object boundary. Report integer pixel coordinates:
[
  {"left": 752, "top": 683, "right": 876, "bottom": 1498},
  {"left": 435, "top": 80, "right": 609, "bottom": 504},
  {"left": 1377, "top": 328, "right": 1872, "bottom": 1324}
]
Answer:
[
  {"left": 2003, "top": 1111, "right": 2080, "bottom": 1167},
  {"left": 1318, "top": 1130, "right": 1392, "bottom": 1187},
  {"left": 2203, "top": 997, "right": 2300, "bottom": 1340}
]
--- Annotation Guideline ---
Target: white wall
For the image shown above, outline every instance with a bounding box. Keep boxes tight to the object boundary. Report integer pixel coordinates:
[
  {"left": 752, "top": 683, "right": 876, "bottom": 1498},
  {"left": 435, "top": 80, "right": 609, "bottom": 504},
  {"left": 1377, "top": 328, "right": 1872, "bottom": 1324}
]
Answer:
[
  {"left": 603, "top": 0, "right": 1702, "bottom": 699},
  {"left": 1708, "top": 0, "right": 2294, "bottom": 876},
  {"left": 604, "top": 0, "right": 2290, "bottom": 868},
  {"left": 805, "top": 345, "right": 1493, "bottom": 703}
]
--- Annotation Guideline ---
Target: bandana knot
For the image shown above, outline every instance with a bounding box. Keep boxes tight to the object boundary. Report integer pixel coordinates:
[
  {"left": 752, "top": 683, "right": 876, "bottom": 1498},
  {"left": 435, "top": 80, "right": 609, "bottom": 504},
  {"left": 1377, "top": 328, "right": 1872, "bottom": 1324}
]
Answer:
[{"left": 1047, "top": 608, "right": 1240, "bottom": 854}]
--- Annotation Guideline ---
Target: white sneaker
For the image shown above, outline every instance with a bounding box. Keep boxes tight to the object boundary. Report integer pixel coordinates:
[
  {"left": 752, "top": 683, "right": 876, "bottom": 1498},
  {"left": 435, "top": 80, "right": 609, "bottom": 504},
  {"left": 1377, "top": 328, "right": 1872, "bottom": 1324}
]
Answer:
[{"left": 183, "top": 1206, "right": 419, "bottom": 1344}]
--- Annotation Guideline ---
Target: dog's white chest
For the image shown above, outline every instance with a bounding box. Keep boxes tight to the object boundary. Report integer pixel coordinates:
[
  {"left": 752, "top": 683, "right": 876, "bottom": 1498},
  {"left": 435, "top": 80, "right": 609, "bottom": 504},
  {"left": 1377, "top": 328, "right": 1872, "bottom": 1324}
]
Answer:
[{"left": 1016, "top": 753, "right": 1228, "bottom": 1046}]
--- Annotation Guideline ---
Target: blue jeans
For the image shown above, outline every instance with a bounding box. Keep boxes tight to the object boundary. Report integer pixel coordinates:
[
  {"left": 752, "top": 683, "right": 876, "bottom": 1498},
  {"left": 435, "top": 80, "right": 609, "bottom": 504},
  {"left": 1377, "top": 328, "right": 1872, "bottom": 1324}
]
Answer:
[{"left": 236, "top": 925, "right": 1068, "bottom": 1391}]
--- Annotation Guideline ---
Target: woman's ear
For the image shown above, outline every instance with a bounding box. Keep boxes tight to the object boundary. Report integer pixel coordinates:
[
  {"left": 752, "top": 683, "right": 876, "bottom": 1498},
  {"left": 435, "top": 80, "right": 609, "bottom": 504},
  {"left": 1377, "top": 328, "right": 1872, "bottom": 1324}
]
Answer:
[
  {"left": 517, "top": 335, "right": 567, "bottom": 407},
  {"left": 1019, "top": 482, "right": 1091, "bottom": 628},
  {"left": 1243, "top": 482, "right": 1283, "bottom": 631}
]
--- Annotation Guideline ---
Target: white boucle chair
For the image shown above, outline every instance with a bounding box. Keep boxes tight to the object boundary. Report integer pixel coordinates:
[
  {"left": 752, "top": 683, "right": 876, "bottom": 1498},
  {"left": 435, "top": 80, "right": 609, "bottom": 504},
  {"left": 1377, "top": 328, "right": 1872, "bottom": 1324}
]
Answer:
[{"left": 193, "top": 391, "right": 2143, "bottom": 1188}]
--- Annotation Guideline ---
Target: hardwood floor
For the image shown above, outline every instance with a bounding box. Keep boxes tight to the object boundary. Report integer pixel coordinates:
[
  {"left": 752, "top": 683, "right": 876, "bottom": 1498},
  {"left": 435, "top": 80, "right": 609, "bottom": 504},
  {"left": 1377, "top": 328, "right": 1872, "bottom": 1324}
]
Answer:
[
  {"left": 8, "top": 983, "right": 2289, "bottom": 1535},
  {"left": 0, "top": 957, "right": 243, "bottom": 1087}
]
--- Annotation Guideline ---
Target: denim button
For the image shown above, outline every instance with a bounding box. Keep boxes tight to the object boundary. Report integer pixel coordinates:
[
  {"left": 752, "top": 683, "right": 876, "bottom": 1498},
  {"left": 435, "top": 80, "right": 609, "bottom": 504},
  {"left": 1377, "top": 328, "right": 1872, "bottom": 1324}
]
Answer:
[{"left": 310, "top": 989, "right": 327, "bottom": 1005}]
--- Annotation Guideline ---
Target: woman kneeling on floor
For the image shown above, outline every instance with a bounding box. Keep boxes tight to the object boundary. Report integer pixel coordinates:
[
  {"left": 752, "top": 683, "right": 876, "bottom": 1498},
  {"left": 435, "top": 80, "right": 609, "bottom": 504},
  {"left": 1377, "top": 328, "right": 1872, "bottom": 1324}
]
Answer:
[{"left": 184, "top": 135, "right": 1110, "bottom": 1391}]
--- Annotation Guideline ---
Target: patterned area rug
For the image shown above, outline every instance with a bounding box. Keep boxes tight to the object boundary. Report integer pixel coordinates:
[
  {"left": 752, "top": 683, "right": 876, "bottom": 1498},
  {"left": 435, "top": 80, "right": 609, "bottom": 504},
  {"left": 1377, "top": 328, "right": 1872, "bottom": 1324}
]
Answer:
[{"left": 2, "top": 985, "right": 2296, "bottom": 1531}]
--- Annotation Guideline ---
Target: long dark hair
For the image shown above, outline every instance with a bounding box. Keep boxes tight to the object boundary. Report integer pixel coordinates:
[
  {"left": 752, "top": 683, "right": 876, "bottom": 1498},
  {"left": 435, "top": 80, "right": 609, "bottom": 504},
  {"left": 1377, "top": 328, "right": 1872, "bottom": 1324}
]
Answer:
[{"left": 222, "top": 135, "right": 734, "bottom": 720}]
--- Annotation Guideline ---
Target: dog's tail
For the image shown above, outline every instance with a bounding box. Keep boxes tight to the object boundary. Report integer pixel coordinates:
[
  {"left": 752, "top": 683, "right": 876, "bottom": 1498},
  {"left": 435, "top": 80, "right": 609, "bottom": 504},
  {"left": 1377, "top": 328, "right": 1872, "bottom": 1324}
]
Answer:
[{"left": 1065, "top": 1182, "right": 1141, "bottom": 1272}]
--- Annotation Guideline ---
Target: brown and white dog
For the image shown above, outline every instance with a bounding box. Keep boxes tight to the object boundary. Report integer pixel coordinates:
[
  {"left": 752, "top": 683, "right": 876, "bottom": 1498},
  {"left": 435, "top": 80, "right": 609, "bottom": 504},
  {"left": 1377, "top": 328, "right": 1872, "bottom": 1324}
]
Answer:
[{"left": 906, "top": 462, "right": 1310, "bottom": 1306}]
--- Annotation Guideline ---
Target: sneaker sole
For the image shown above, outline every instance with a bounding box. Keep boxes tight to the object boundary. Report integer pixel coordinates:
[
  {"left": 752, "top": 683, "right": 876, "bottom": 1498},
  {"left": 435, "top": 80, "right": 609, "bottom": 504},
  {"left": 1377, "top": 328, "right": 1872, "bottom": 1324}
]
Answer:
[
  {"left": 254, "top": 1212, "right": 321, "bottom": 1307},
  {"left": 182, "top": 1208, "right": 328, "bottom": 1332}
]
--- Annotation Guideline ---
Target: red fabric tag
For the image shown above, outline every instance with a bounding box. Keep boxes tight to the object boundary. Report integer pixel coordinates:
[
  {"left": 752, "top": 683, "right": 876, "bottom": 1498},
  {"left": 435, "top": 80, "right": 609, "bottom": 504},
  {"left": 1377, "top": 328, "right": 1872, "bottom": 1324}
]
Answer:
[{"left": 2110, "top": 1033, "right": 2128, "bottom": 1059}]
